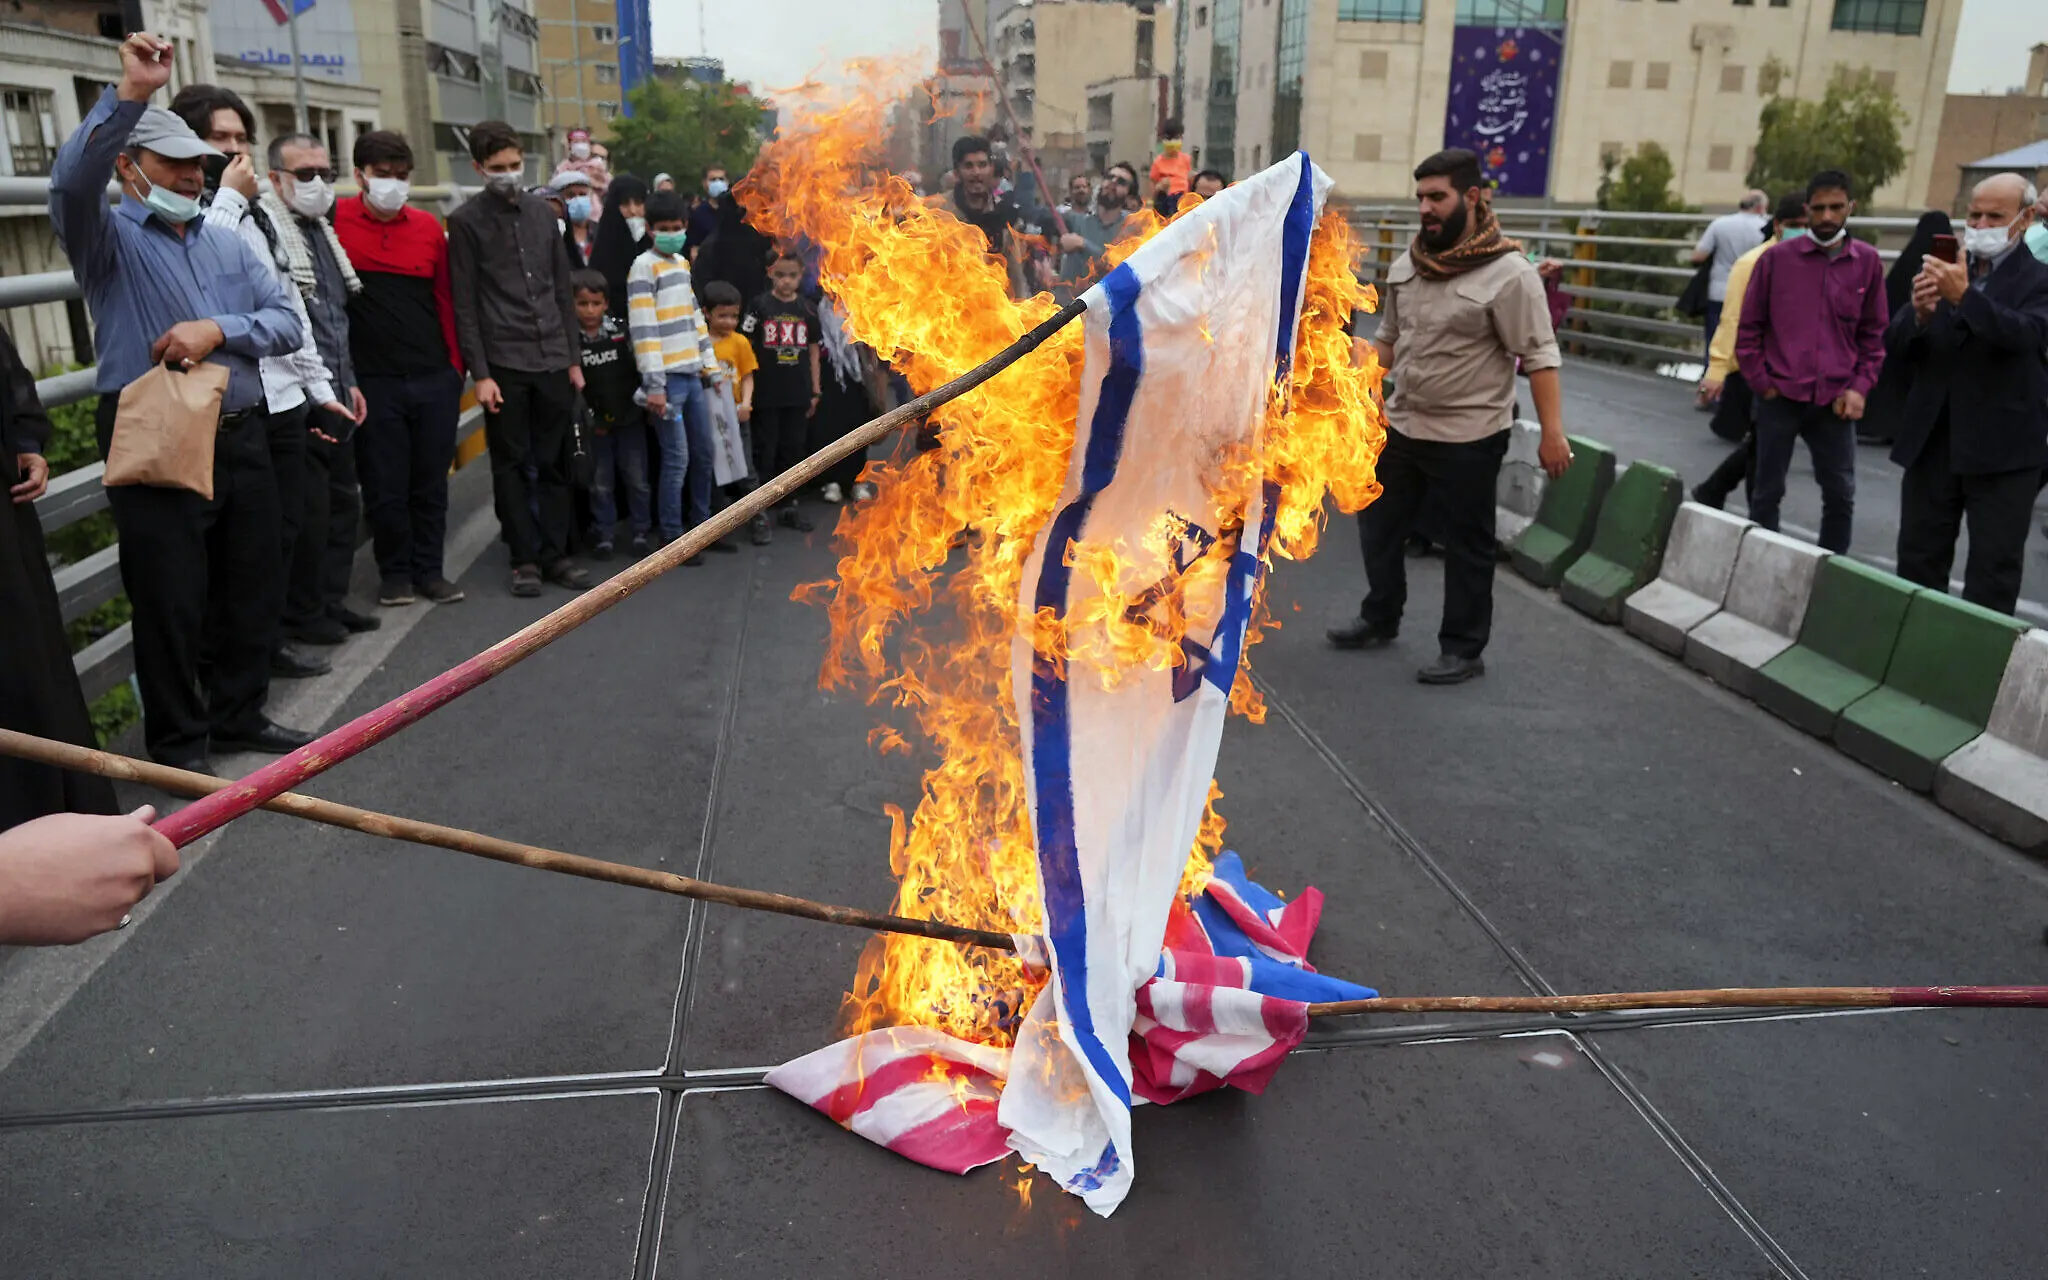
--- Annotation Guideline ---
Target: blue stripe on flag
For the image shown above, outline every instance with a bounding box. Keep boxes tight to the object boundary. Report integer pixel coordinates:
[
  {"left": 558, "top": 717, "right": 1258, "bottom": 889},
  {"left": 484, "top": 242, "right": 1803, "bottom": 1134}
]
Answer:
[
  {"left": 1274, "top": 153, "right": 1317, "bottom": 378},
  {"left": 1029, "top": 262, "right": 1146, "bottom": 1109}
]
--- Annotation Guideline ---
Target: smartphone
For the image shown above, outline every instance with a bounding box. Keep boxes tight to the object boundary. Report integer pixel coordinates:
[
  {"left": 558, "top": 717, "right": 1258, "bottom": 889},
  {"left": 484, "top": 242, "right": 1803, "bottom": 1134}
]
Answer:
[{"left": 1929, "top": 233, "right": 1958, "bottom": 264}]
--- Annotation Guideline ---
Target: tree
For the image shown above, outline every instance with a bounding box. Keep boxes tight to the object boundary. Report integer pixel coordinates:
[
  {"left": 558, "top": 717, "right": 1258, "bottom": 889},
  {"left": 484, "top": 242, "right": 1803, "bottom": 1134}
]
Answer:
[
  {"left": 604, "top": 78, "right": 770, "bottom": 192},
  {"left": 1588, "top": 143, "right": 1699, "bottom": 345},
  {"left": 1597, "top": 141, "right": 1692, "bottom": 215},
  {"left": 1746, "top": 65, "right": 1907, "bottom": 204}
]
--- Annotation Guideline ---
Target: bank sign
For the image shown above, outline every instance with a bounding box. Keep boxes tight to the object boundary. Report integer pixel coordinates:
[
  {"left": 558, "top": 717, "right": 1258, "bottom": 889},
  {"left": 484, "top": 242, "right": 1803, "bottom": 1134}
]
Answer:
[
  {"left": 1442, "top": 25, "right": 1563, "bottom": 198},
  {"left": 214, "top": 0, "right": 364, "bottom": 83}
]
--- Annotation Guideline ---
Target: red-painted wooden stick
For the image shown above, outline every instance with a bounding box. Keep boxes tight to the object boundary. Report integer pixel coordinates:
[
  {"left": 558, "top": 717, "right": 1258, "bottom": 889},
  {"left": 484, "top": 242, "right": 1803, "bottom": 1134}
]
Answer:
[
  {"left": 1302, "top": 986, "right": 2048, "bottom": 1016},
  {"left": 153, "top": 299, "right": 1089, "bottom": 849}
]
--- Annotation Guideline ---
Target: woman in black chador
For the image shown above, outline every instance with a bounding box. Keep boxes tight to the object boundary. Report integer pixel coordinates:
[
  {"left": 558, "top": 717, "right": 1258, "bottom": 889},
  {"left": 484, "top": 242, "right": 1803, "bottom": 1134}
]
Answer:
[{"left": 1, "top": 325, "right": 118, "bottom": 829}]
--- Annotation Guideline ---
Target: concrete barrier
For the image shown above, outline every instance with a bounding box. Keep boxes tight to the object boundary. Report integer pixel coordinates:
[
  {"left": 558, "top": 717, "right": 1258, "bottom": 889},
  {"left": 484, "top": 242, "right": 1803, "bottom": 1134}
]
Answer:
[
  {"left": 1936, "top": 630, "right": 2048, "bottom": 854},
  {"left": 1621, "top": 503, "right": 1751, "bottom": 655},
  {"left": 1752, "top": 558, "right": 1919, "bottom": 739},
  {"left": 1507, "top": 435, "right": 1614, "bottom": 588},
  {"left": 1834, "top": 593, "right": 2029, "bottom": 793},
  {"left": 1495, "top": 419, "right": 1548, "bottom": 546},
  {"left": 1559, "top": 461, "right": 1684, "bottom": 624},
  {"left": 1681, "top": 529, "right": 1828, "bottom": 698}
]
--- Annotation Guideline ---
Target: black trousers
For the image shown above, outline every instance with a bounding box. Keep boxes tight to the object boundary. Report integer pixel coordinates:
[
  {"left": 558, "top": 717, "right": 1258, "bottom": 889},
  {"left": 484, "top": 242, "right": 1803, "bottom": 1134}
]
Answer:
[
  {"left": 1358, "top": 427, "right": 1508, "bottom": 660},
  {"left": 359, "top": 367, "right": 463, "bottom": 584},
  {"left": 286, "top": 427, "right": 362, "bottom": 628},
  {"left": 752, "top": 402, "right": 811, "bottom": 501},
  {"left": 1695, "top": 433, "right": 1755, "bottom": 509},
  {"left": 266, "top": 402, "right": 309, "bottom": 648},
  {"left": 96, "top": 396, "right": 281, "bottom": 760},
  {"left": 1896, "top": 422, "right": 2039, "bottom": 616},
  {"left": 482, "top": 366, "right": 574, "bottom": 567}
]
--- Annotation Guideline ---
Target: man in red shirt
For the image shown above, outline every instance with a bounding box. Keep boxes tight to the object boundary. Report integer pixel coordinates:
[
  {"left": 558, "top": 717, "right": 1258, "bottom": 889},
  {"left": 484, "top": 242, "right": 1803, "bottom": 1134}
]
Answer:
[{"left": 333, "top": 129, "right": 468, "bottom": 607}]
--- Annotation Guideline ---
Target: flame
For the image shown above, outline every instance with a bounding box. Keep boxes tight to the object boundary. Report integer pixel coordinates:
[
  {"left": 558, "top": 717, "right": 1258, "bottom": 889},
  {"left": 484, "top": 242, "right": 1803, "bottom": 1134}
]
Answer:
[{"left": 744, "top": 65, "right": 1384, "bottom": 1050}]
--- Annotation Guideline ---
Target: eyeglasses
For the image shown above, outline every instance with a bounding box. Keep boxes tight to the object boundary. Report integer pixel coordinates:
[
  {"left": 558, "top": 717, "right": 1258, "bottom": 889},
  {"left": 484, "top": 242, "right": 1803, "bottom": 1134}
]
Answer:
[{"left": 284, "top": 166, "right": 337, "bottom": 183}]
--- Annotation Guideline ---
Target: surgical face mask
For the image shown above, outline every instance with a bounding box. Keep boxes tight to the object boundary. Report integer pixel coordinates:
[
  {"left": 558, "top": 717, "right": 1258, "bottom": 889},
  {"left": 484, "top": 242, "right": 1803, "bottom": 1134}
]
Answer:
[
  {"left": 565, "top": 194, "right": 592, "bottom": 223},
  {"left": 2027, "top": 220, "right": 2048, "bottom": 261},
  {"left": 285, "top": 174, "right": 333, "bottom": 218},
  {"left": 482, "top": 170, "right": 522, "bottom": 198},
  {"left": 569, "top": 141, "right": 591, "bottom": 161},
  {"left": 625, "top": 214, "right": 648, "bottom": 241},
  {"left": 131, "top": 166, "right": 201, "bottom": 226},
  {"left": 653, "top": 229, "right": 688, "bottom": 255},
  {"left": 1808, "top": 225, "right": 1847, "bottom": 247},
  {"left": 1779, "top": 227, "right": 1808, "bottom": 243},
  {"left": 557, "top": 217, "right": 567, "bottom": 234},
  {"left": 706, "top": 178, "right": 729, "bottom": 199},
  {"left": 362, "top": 174, "right": 410, "bottom": 214},
  {"left": 1963, "top": 222, "right": 2018, "bottom": 260}
]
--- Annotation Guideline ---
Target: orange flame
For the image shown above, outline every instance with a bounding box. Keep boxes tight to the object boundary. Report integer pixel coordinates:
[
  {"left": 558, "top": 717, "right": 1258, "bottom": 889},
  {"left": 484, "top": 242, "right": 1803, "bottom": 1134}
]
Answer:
[{"left": 743, "top": 65, "right": 1384, "bottom": 1050}]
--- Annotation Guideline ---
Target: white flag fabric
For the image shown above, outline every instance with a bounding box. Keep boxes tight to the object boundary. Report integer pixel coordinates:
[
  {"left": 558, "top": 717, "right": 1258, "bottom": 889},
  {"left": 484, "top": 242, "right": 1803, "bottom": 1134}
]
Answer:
[{"left": 999, "top": 152, "right": 1331, "bottom": 1215}]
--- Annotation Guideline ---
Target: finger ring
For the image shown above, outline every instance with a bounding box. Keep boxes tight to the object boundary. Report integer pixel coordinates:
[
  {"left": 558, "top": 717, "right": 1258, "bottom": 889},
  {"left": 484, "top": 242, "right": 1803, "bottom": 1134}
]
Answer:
[{"left": 115, "top": 913, "right": 132, "bottom": 930}]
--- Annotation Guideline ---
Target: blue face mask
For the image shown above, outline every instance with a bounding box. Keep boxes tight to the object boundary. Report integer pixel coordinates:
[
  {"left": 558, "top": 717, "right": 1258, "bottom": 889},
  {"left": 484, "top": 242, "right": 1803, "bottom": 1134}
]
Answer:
[
  {"left": 1779, "top": 227, "right": 1809, "bottom": 243},
  {"left": 652, "top": 229, "right": 688, "bottom": 256},
  {"left": 565, "top": 194, "right": 592, "bottom": 223},
  {"left": 706, "top": 178, "right": 729, "bottom": 199},
  {"left": 2026, "top": 220, "right": 2048, "bottom": 265},
  {"left": 134, "top": 168, "right": 201, "bottom": 225}
]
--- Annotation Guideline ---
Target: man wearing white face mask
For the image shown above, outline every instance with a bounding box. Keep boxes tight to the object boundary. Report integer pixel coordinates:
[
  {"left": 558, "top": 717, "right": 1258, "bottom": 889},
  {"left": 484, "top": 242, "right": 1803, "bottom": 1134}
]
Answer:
[
  {"left": 1884, "top": 171, "right": 2048, "bottom": 616},
  {"left": 49, "top": 35, "right": 310, "bottom": 770},
  {"left": 334, "top": 129, "right": 469, "bottom": 609}
]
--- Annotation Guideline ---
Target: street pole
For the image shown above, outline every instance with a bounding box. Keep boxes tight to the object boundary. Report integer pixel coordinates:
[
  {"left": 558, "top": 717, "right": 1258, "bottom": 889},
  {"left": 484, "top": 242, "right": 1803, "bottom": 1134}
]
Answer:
[{"left": 286, "top": 0, "right": 309, "bottom": 133}]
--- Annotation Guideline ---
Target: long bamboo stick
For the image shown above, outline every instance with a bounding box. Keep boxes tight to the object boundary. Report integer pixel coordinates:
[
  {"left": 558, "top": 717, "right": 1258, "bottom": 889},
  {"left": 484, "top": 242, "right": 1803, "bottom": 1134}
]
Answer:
[
  {"left": 0, "top": 729, "right": 1015, "bottom": 952},
  {"left": 151, "top": 298, "right": 1091, "bottom": 850},
  {"left": 22, "top": 732, "right": 2048, "bottom": 1017}
]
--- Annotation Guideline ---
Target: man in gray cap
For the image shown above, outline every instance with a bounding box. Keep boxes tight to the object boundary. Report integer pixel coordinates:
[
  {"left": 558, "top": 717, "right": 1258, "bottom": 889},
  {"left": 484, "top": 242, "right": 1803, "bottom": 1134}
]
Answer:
[{"left": 48, "top": 32, "right": 313, "bottom": 773}]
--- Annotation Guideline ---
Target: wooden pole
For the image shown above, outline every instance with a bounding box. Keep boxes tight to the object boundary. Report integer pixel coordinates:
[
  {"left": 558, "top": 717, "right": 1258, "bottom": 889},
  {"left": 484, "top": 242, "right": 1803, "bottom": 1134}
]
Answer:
[
  {"left": 151, "top": 298, "right": 1090, "bottom": 850},
  {"left": 23, "top": 737, "right": 2048, "bottom": 1018},
  {"left": 0, "top": 730, "right": 1015, "bottom": 953}
]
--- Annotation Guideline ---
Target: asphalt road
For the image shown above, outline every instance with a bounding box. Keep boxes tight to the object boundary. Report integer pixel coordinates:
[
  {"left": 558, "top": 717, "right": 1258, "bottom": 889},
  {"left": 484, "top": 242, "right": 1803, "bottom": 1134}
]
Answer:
[{"left": 5, "top": 416, "right": 2048, "bottom": 1277}]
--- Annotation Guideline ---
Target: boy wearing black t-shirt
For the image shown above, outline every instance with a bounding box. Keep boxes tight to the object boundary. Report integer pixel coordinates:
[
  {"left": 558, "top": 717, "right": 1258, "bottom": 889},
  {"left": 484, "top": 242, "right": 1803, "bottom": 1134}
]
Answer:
[
  {"left": 740, "top": 253, "right": 821, "bottom": 532},
  {"left": 574, "top": 270, "right": 650, "bottom": 557}
]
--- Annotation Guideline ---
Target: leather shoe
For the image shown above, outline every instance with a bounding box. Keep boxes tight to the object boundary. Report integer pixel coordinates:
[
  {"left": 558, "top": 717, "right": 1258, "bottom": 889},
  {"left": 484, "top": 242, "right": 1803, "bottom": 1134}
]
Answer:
[
  {"left": 329, "top": 605, "right": 382, "bottom": 633},
  {"left": 270, "top": 645, "right": 333, "bottom": 679},
  {"left": 289, "top": 615, "right": 350, "bottom": 646},
  {"left": 1327, "top": 617, "right": 1398, "bottom": 650},
  {"left": 1416, "top": 655, "right": 1485, "bottom": 685},
  {"left": 212, "top": 719, "right": 317, "bottom": 754}
]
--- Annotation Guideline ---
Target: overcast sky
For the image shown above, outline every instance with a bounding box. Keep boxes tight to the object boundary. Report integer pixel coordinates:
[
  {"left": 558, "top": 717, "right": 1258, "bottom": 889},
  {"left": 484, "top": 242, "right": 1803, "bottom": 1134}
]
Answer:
[{"left": 654, "top": 0, "right": 2043, "bottom": 99}]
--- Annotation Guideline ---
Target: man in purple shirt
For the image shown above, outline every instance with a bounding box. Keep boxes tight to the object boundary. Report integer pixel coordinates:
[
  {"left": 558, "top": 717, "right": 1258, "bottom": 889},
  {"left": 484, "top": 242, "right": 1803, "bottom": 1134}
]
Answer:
[{"left": 1733, "top": 169, "right": 1889, "bottom": 552}]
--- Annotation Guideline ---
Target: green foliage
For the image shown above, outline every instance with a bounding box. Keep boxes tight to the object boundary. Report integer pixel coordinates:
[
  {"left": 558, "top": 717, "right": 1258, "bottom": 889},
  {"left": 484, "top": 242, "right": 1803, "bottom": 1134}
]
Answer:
[
  {"left": 604, "top": 79, "right": 770, "bottom": 191},
  {"left": 88, "top": 682, "right": 139, "bottom": 748},
  {"left": 1746, "top": 66, "right": 1907, "bottom": 205},
  {"left": 34, "top": 365, "right": 114, "bottom": 566},
  {"left": 1597, "top": 142, "right": 1695, "bottom": 216},
  {"left": 1584, "top": 143, "right": 1699, "bottom": 357},
  {"left": 66, "top": 595, "right": 132, "bottom": 653}
]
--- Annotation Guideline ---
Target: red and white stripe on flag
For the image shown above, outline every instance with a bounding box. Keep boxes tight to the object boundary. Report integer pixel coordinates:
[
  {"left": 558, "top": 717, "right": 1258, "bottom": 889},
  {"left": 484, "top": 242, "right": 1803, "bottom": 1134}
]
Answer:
[{"left": 762, "top": 1026, "right": 1014, "bottom": 1176}]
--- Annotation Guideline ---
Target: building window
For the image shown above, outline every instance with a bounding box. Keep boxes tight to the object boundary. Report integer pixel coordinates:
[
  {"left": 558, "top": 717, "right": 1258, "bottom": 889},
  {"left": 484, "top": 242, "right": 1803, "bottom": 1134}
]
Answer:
[
  {"left": 1720, "top": 64, "right": 1745, "bottom": 92},
  {"left": 595, "top": 63, "right": 616, "bottom": 84},
  {"left": 1874, "top": 69, "right": 1896, "bottom": 91},
  {"left": 1253, "top": 143, "right": 1263, "bottom": 168},
  {"left": 1608, "top": 60, "right": 1633, "bottom": 89},
  {"left": 1769, "top": 0, "right": 1789, "bottom": 6},
  {"left": 1645, "top": 62, "right": 1670, "bottom": 89},
  {"left": 1, "top": 87, "right": 57, "bottom": 177},
  {"left": 1359, "top": 49, "right": 1389, "bottom": 79},
  {"left": 1707, "top": 144, "right": 1734, "bottom": 171},
  {"left": 1271, "top": 0, "right": 1308, "bottom": 157},
  {"left": 1197, "top": 5, "right": 1208, "bottom": 26},
  {"left": 1137, "top": 17, "right": 1155, "bottom": 76},
  {"left": 1088, "top": 94, "right": 1113, "bottom": 132},
  {"left": 1353, "top": 133, "right": 1382, "bottom": 162},
  {"left": 1457, "top": 0, "right": 1564, "bottom": 24},
  {"left": 1207, "top": 0, "right": 1240, "bottom": 178},
  {"left": 1733, "top": 0, "right": 1754, "bottom": 6},
  {"left": 1829, "top": 0, "right": 1925, "bottom": 34},
  {"left": 591, "top": 23, "right": 615, "bottom": 43},
  {"left": 597, "top": 100, "right": 618, "bottom": 119},
  {"left": 426, "top": 42, "right": 481, "bottom": 83},
  {"left": 1338, "top": 0, "right": 1424, "bottom": 20}
]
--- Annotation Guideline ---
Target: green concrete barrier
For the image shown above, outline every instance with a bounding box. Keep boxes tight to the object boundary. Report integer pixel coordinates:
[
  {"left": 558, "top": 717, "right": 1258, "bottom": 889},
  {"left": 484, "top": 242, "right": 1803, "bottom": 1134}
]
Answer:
[
  {"left": 1752, "top": 558, "right": 1919, "bottom": 739},
  {"left": 1834, "top": 592, "right": 2030, "bottom": 792},
  {"left": 1507, "top": 436, "right": 1614, "bottom": 588},
  {"left": 1558, "top": 461, "right": 1683, "bottom": 623}
]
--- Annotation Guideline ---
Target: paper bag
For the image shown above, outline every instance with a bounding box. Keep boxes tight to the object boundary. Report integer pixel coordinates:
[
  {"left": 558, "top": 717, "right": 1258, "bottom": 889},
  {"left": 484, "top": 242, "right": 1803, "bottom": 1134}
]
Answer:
[
  {"left": 104, "top": 361, "right": 228, "bottom": 499},
  {"left": 706, "top": 377, "right": 753, "bottom": 488}
]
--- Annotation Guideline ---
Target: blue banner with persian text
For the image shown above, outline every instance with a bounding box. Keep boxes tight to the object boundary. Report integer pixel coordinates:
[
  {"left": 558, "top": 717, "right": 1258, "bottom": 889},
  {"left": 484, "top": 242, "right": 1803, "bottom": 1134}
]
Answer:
[{"left": 1442, "top": 25, "right": 1563, "bottom": 198}]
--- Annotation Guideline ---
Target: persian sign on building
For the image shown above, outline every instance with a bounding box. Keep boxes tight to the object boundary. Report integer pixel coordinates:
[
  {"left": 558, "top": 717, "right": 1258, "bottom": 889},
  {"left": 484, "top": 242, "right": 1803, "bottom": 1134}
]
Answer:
[
  {"left": 1442, "top": 25, "right": 1563, "bottom": 199},
  {"left": 213, "top": 0, "right": 364, "bottom": 83}
]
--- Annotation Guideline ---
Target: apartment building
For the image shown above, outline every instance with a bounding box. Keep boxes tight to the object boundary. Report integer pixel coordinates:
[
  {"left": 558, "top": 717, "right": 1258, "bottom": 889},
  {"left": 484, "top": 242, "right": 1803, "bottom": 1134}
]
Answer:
[
  {"left": 533, "top": 0, "right": 629, "bottom": 142},
  {"left": 992, "top": 0, "right": 1160, "bottom": 181},
  {"left": 1175, "top": 0, "right": 1964, "bottom": 208}
]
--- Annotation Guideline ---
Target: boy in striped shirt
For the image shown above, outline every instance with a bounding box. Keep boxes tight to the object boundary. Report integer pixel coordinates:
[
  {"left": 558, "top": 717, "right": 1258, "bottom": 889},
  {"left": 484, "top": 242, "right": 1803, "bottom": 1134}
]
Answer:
[{"left": 627, "top": 191, "right": 731, "bottom": 556}]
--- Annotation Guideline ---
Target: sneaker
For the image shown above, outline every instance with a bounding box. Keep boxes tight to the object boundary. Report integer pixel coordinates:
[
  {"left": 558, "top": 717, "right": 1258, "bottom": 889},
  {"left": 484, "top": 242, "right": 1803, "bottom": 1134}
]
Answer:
[
  {"left": 777, "top": 505, "right": 815, "bottom": 533},
  {"left": 822, "top": 482, "right": 844, "bottom": 504},
  {"left": 749, "top": 513, "right": 773, "bottom": 546},
  {"left": 544, "top": 558, "right": 591, "bottom": 590},
  {"left": 591, "top": 540, "right": 614, "bottom": 561},
  {"left": 415, "top": 576, "right": 466, "bottom": 604},
  {"left": 851, "top": 481, "right": 877, "bottom": 502},
  {"left": 510, "top": 565, "right": 542, "bottom": 597},
  {"left": 630, "top": 533, "right": 652, "bottom": 557},
  {"left": 378, "top": 576, "right": 416, "bottom": 607},
  {"left": 328, "top": 605, "right": 381, "bottom": 634}
]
